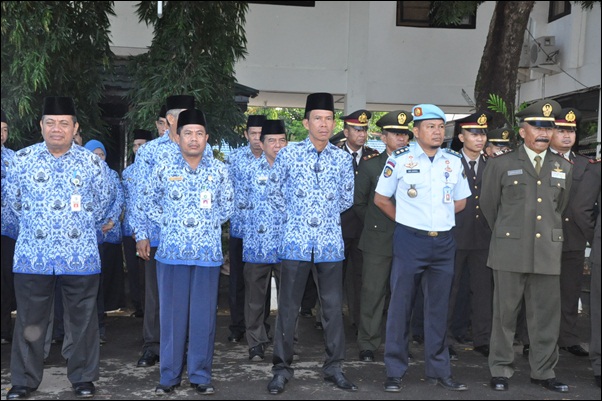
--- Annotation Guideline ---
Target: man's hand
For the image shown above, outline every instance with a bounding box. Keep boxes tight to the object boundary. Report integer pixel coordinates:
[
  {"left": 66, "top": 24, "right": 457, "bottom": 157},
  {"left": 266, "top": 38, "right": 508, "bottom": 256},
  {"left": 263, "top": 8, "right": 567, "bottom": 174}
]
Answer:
[{"left": 136, "top": 239, "right": 151, "bottom": 261}]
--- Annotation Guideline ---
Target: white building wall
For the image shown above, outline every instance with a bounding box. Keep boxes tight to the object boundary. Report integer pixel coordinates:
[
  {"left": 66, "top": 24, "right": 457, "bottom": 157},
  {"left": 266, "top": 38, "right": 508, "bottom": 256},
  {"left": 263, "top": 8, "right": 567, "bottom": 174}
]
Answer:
[{"left": 108, "top": 1, "right": 600, "bottom": 113}]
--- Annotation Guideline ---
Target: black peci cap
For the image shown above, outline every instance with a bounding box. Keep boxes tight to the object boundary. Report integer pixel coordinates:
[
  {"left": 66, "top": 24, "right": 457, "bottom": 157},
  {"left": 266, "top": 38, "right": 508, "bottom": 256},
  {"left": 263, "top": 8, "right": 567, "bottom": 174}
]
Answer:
[
  {"left": 177, "top": 109, "right": 207, "bottom": 130},
  {"left": 43, "top": 97, "right": 76, "bottom": 116}
]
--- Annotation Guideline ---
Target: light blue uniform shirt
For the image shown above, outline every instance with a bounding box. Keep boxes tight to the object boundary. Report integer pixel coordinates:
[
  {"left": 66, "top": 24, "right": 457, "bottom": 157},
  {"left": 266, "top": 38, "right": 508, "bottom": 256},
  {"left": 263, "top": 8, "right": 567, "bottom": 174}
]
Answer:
[
  {"left": 241, "top": 154, "right": 284, "bottom": 264},
  {"left": 146, "top": 149, "right": 233, "bottom": 266},
  {"left": 226, "top": 145, "right": 259, "bottom": 239},
  {"left": 1, "top": 145, "right": 19, "bottom": 240},
  {"left": 375, "top": 144, "right": 472, "bottom": 231},
  {"left": 121, "top": 162, "right": 138, "bottom": 237},
  {"left": 267, "top": 138, "right": 354, "bottom": 263},
  {"left": 6, "top": 142, "right": 111, "bottom": 275}
]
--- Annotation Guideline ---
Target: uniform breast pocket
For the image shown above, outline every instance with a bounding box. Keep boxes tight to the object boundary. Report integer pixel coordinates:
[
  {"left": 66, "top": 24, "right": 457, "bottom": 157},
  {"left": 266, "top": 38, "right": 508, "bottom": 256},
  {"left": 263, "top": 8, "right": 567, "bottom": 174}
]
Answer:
[
  {"left": 502, "top": 176, "right": 526, "bottom": 200},
  {"left": 549, "top": 177, "right": 566, "bottom": 190},
  {"left": 402, "top": 173, "right": 424, "bottom": 189}
]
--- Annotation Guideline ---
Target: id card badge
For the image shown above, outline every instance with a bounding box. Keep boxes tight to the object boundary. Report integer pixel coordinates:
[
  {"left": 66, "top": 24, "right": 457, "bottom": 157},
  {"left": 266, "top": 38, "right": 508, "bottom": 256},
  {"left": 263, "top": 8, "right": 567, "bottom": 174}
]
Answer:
[
  {"left": 200, "top": 191, "right": 212, "bottom": 209},
  {"left": 71, "top": 194, "right": 82, "bottom": 211},
  {"left": 443, "top": 186, "right": 452, "bottom": 204}
]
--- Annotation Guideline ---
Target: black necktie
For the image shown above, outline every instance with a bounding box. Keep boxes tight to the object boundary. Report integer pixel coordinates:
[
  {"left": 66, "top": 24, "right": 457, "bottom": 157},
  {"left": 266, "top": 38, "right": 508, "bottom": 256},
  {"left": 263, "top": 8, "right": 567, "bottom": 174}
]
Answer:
[
  {"left": 468, "top": 160, "right": 476, "bottom": 177},
  {"left": 352, "top": 152, "right": 358, "bottom": 172}
]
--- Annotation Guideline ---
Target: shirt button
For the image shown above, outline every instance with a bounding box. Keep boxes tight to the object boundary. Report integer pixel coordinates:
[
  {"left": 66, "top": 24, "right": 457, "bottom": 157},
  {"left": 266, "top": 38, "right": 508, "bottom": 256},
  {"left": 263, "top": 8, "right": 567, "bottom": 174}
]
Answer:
[
  {"left": 475, "top": 214, "right": 479, "bottom": 218},
  {"left": 537, "top": 198, "right": 542, "bottom": 203},
  {"left": 537, "top": 215, "right": 542, "bottom": 220},
  {"left": 474, "top": 195, "right": 479, "bottom": 199},
  {"left": 506, "top": 232, "right": 510, "bottom": 237},
  {"left": 535, "top": 233, "right": 541, "bottom": 238},
  {"left": 476, "top": 205, "right": 479, "bottom": 209},
  {"left": 537, "top": 180, "right": 542, "bottom": 185},
  {"left": 514, "top": 180, "right": 518, "bottom": 185},
  {"left": 374, "top": 225, "right": 378, "bottom": 228},
  {"left": 564, "top": 217, "right": 569, "bottom": 222}
]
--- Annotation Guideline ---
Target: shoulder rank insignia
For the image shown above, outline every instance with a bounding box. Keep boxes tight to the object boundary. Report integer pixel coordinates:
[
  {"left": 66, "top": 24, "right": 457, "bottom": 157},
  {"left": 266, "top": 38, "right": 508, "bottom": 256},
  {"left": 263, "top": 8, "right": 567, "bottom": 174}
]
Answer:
[
  {"left": 392, "top": 146, "right": 410, "bottom": 158},
  {"left": 492, "top": 148, "right": 514, "bottom": 158},
  {"left": 588, "top": 157, "right": 601, "bottom": 164},
  {"left": 362, "top": 153, "right": 379, "bottom": 161},
  {"left": 443, "top": 148, "right": 462, "bottom": 158},
  {"left": 551, "top": 151, "right": 574, "bottom": 165}
]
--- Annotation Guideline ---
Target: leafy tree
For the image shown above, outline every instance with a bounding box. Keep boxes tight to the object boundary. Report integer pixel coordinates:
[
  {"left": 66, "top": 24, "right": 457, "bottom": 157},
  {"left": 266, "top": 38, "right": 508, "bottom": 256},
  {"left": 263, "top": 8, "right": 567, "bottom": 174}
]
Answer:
[
  {"left": 125, "top": 1, "right": 249, "bottom": 148},
  {"left": 1, "top": 1, "right": 115, "bottom": 149}
]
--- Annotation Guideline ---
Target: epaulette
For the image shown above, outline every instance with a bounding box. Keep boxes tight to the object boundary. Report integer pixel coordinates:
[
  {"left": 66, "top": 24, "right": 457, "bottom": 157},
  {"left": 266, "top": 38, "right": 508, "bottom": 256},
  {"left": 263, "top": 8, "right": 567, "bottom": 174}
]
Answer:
[
  {"left": 551, "top": 151, "right": 574, "bottom": 165},
  {"left": 443, "top": 148, "right": 462, "bottom": 158},
  {"left": 362, "top": 153, "right": 379, "bottom": 161},
  {"left": 392, "top": 146, "right": 410, "bottom": 158},
  {"left": 492, "top": 148, "right": 514, "bottom": 158},
  {"left": 589, "top": 157, "right": 601, "bottom": 164}
]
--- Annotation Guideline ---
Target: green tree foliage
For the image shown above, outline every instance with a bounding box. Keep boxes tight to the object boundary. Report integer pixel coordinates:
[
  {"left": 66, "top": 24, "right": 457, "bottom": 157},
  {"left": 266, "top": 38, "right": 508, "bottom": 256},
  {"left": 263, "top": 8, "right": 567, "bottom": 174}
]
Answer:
[
  {"left": 1, "top": 1, "right": 114, "bottom": 149},
  {"left": 125, "top": 1, "right": 249, "bottom": 148}
]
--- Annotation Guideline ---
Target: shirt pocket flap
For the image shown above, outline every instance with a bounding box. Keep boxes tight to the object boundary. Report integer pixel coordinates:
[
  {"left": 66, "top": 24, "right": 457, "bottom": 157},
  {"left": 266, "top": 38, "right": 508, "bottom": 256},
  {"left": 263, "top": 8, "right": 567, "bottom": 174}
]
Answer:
[
  {"left": 552, "top": 228, "right": 564, "bottom": 242},
  {"left": 550, "top": 177, "right": 566, "bottom": 189}
]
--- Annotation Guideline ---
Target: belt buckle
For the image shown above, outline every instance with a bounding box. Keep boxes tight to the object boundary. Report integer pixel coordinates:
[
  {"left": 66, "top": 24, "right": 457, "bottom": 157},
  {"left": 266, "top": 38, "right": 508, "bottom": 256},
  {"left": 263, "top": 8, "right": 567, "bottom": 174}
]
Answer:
[{"left": 427, "top": 231, "right": 438, "bottom": 237}]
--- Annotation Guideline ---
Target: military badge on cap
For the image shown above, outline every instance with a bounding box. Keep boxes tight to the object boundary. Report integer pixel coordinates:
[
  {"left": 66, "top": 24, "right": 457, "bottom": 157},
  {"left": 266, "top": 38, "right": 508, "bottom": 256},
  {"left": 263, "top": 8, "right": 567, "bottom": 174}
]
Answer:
[
  {"left": 414, "top": 107, "right": 423, "bottom": 117},
  {"left": 555, "top": 107, "right": 581, "bottom": 128},
  {"left": 516, "top": 98, "right": 561, "bottom": 127},
  {"left": 341, "top": 109, "right": 371, "bottom": 129},
  {"left": 412, "top": 104, "right": 446, "bottom": 122}
]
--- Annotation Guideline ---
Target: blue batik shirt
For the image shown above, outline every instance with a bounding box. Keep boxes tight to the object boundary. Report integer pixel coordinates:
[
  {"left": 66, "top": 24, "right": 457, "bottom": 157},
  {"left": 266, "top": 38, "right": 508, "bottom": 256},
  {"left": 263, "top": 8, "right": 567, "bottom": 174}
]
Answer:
[
  {"left": 267, "top": 138, "right": 354, "bottom": 263},
  {"left": 6, "top": 142, "right": 111, "bottom": 275},
  {"left": 226, "top": 145, "right": 260, "bottom": 239},
  {"left": 146, "top": 149, "right": 233, "bottom": 266},
  {"left": 121, "top": 162, "right": 138, "bottom": 237},
  {"left": 103, "top": 168, "right": 124, "bottom": 244},
  {"left": 132, "top": 133, "right": 173, "bottom": 246},
  {"left": 241, "top": 154, "right": 284, "bottom": 264},
  {"left": 1, "top": 145, "right": 18, "bottom": 240}
]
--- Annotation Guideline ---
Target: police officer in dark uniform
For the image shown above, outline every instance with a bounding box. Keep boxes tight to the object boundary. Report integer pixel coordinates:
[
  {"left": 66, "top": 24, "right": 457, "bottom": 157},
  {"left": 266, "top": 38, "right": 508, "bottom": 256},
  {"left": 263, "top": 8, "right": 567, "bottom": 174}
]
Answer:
[
  {"left": 447, "top": 112, "right": 493, "bottom": 359},
  {"left": 486, "top": 126, "right": 515, "bottom": 157},
  {"left": 336, "top": 109, "right": 379, "bottom": 327},
  {"left": 550, "top": 108, "right": 600, "bottom": 357},
  {"left": 355, "top": 110, "right": 413, "bottom": 362},
  {"left": 482, "top": 99, "right": 573, "bottom": 393}
]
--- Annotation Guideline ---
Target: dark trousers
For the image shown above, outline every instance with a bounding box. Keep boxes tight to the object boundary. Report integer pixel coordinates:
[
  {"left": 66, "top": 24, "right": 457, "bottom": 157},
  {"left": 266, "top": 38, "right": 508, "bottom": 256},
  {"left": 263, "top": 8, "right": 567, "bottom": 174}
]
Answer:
[
  {"left": 384, "top": 224, "right": 455, "bottom": 379},
  {"left": 447, "top": 249, "right": 492, "bottom": 347},
  {"left": 244, "top": 263, "right": 280, "bottom": 348},
  {"left": 591, "top": 261, "right": 601, "bottom": 376},
  {"left": 11, "top": 273, "right": 100, "bottom": 388},
  {"left": 301, "top": 270, "right": 318, "bottom": 313},
  {"left": 142, "top": 247, "right": 160, "bottom": 354},
  {"left": 101, "top": 242, "right": 125, "bottom": 311},
  {"left": 343, "top": 236, "right": 363, "bottom": 327},
  {"left": 558, "top": 250, "right": 585, "bottom": 347},
  {"left": 228, "top": 236, "right": 246, "bottom": 336},
  {"left": 123, "top": 236, "right": 145, "bottom": 312},
  {"left": 157, "top": 263, "right": 220, "bottom": 386},
  {"left": 1, "top": 235, "right": 16, "bottom": 339},
  {"left": 273, "top": 259, "right": 345, "bottom": 379}
]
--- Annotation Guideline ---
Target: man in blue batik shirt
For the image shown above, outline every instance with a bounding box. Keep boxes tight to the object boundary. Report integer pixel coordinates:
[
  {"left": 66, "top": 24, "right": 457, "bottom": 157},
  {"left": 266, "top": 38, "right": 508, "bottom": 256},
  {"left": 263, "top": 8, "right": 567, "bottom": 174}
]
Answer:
[
  {"left": 1, "top": 110, "right": 18, "bottom": 345},
  {"left": 132, "top": 95, "right": 195, "bottom": 368},
  {"left": 240, "top": 119, "right": 288, "bottom": 362},
  {"left": 5, "top": 97, "right": 111, "bottom": 400},
  {"left": 266, "top": 92, "right": 357, "bottom": 395},
  {"left": 147, "top": 109, "right": 233, "bottom": 396},
  {"left": 226, "top": 114, "right": 266, "bottom": 343}
]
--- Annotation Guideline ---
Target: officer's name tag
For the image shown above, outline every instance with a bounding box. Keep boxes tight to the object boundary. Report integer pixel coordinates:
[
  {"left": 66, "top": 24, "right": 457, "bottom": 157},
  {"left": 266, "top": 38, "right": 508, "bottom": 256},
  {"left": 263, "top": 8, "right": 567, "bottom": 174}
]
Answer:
[
  {"left": 406, "top": 169, "right": 420, "bottom": 174},
  {"left": 258, "top": 175, "right": 268, "bottom": 182},
  {"left": 551, "top": 171, "right": 566, "bottom": 179},
  {"left": 507, "top": 169, "right": 523, "bottom": 176},
  {"left": 169, "top": 176, "right": 183, "bottom": 181},
  {"left": 200, "top": 191, "right": 212, "bottom": 209},
  {"left": 71, "top": 194, "right": 82, "bottom": 212}
]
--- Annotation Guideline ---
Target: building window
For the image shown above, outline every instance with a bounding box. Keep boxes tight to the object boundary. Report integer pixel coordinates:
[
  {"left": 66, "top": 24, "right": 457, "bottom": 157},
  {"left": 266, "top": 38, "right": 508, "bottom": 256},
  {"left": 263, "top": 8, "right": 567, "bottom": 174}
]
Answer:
[
  {"left": 396, "top": 1, "right": 476, "bottom": 29},
  {"left": 549, "top": 1, "right": 571, "bottom": 22}
]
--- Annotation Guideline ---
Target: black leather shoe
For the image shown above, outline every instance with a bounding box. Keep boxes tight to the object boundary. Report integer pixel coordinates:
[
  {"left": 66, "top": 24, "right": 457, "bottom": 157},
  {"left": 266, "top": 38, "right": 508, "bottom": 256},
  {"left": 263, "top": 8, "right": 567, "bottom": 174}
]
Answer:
[
  {"left": 191, "top": 383, "right": 215, "bottom": 395},
  {"left": 324, "top": 372, "right": 358, "bottom": 391},
  {"left": 359, "top": 350, "right": 374, "bottom": 362},
  {"left": 249, "top": 344, "right": 265, "bottom": 361},
  {"left": 490, "top": 377, "right": 509, "bottom": 391},
  {"left": 522, "top": 344, "right": 530, "bottom": 357},
  {"left": 560, "top": 345, "right": 589, "bottom": 357},
  {"left": 474, "top": 345, "right": 490, "bottom": 357},
  {"left": 412, "top": 335, "right": 424, "bottom": 345},
  {"left": 383, "top": 377, "right": 402, "bottom": 392},
  {"left": 228, "top": 332, "right": 244, "bottom": 343},
  {"left": 267, "top": 374, "right": 288, "bottom": 394},
  {"left": 137, "top": 350, "right": 159, "bottom": 367},
  {"left": 428, "top": 376, "right": 468, "bottom": 391},
  {"left": 155, "top": 383, "right": 179, "bottom": 395},
  {"left": 6, "top": 386, "right": 36, "bottom": 400},
  {"left": 73, "top": 382, "right": 95, "bottom": 398},
  {"left": 530, "top": 378, "right": 569, "bottom": 393},
  {"left": 448, "top": 346, "right": 459, "bottom": 361},
  {"left": 299, "top": 309, "right": 313, "bottom": 318},
  {"left": 314, "top": 322, "right": 323, "bottom": 330}
]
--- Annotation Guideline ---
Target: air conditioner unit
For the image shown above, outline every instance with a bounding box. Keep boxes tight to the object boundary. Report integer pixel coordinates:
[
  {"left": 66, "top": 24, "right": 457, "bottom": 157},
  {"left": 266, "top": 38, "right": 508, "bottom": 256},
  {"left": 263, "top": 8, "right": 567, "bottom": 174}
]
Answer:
[{"left": 530, "top": 36, "right": 559, "bottom": 67}]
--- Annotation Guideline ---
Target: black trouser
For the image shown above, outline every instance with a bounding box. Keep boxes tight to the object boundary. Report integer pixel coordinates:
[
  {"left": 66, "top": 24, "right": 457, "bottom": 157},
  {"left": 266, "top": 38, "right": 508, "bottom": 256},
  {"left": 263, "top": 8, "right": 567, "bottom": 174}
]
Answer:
[{"left": 1, "top": 235, "right": 16, "bottom": 340}]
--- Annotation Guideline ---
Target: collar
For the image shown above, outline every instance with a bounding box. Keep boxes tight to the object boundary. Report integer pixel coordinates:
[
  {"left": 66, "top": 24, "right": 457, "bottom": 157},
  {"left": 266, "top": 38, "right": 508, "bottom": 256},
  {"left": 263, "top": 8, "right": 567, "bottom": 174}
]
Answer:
[{"left": 524, "top": 145, "right": 547, "bottom": 162}]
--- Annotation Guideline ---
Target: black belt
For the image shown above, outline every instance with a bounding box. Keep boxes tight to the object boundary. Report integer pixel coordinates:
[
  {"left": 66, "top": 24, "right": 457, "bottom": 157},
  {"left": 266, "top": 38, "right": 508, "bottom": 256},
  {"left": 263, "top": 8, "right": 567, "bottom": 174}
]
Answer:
[{"left": 399, "top": 224, "right": 450, "bottom": 237}]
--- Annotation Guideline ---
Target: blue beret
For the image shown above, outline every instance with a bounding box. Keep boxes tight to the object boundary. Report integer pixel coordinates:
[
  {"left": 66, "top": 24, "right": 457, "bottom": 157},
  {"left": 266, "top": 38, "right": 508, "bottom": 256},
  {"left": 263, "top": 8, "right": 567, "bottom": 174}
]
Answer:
[{"left": 412, "top": 104, "right": 446, "bottom": 123}]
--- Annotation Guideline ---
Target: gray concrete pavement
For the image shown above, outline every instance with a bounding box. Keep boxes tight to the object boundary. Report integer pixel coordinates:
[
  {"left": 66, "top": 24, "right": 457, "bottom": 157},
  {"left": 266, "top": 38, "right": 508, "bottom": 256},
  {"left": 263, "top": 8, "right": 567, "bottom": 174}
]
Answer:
[{"left": 2, "top": 273, "right": 600, "bottom": 400}]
